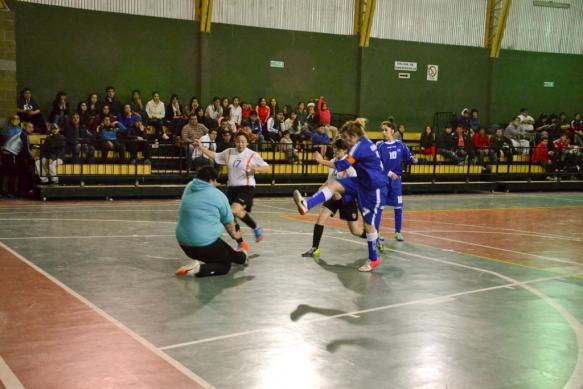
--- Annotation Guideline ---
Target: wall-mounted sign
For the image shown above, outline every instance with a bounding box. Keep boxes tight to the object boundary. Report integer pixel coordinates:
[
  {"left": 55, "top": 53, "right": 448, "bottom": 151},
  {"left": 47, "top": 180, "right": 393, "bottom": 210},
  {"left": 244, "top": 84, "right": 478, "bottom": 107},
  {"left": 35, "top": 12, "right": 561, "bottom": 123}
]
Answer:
[
  {"left": 270, "top": 60, "right": 285, "bottom": 68},
  {"left": 398, "top": 73, "right": 410, "bottom": 79},
  {"left": 427, "top": 64, "right": 439, "bottom": 81},
  {"left": 543, "top": 81, "right": 554, "bottom": 87},
  {"left": 394, "top": 61, "right": 417, "bottom": 71}
]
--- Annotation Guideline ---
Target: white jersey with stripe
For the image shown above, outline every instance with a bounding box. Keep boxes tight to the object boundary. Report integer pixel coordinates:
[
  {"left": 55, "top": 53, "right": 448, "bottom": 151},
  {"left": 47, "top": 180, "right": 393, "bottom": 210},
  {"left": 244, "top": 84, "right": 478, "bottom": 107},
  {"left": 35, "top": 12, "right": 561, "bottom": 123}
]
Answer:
[
  {"left": 214, "top": 147, "right": 268, "bottom": 187},
  {"left": 327, "top": 157, "right": 357, "bottom": 183}
]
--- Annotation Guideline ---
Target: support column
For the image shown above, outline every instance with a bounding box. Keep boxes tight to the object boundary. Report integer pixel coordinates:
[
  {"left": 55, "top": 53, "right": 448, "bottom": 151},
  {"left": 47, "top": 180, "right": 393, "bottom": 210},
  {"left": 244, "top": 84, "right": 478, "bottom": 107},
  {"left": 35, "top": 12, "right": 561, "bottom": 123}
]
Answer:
[{"left": 0, "top": 2, "right": 17, "bottom": 127}]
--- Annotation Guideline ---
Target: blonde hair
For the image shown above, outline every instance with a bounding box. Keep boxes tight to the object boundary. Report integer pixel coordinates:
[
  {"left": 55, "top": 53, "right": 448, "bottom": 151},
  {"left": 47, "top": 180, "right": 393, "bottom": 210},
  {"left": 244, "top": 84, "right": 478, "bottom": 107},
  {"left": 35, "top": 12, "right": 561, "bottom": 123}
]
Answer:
[
  {"left": 340, "top": 120, "right": 365, "bottom": 138},
  {"left": 355, "top": 117, "right": 368, "bottom": 132}
]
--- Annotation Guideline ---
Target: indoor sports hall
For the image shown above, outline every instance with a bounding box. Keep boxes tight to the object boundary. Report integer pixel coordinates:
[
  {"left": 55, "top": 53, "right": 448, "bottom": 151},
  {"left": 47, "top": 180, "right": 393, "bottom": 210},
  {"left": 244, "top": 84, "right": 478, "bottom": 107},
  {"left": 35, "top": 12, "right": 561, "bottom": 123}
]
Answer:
[{"left": 1, "top": 0, "right": 583, "bottom": 388}]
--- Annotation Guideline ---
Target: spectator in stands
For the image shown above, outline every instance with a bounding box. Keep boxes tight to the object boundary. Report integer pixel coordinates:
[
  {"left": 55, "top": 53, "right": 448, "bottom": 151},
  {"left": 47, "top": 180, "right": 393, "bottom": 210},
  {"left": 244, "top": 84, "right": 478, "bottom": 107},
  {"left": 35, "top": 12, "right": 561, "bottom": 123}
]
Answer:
[
  {"left": 50, "top": 91, "right": 69, "bottom": 128},
  {"left": 317, "top": 96, "right": 338, "bottom": 139},
  {"left": 267, "top": 111, "right": 285, "bottom": 142},
  {"left": 296, "top": 101, "right": 307, "bottom": 125},
  {"left": 469, "top": 109, "right": 481, "bottom": 132},
  {"left": 305, "top": 103, "right": 318, "bottom": 132},
  {"left": 220, "top": 97, "right": 230, "bottom": 117},
  {"left": 126, "top": 121, "right": 151, "bottom": 165},
  {"left": 518, "top": 108, "right": 535, "bottom": 139},
  {"left": 98, "top": 116, "right": 127, "bottom": 163},
  {"left": 118, "top": 104, "right": 141, "bottom": 131},
  {"left": 491, "top": 127, "right": 514, "bottom": 163},
  {"left": 457, "top": 108, "right": 471, "bottom": 130},
  {"left": 220, "top": 110, "right": 237, "bottom": 133},
  {"left": 37, "top": 123, "right": 65, "bottom": 184},
  {"left": 64, "top": 112, "right": 95, "bottom": 164},
  {"left": 194, "top": 106, "right": 214, "bottom": 131},
  {"left": 241, "top": 102, "right": 252, "bottom": 122},
  {"left": 547, "top": 114, "right": 562, "bottom": 141},
  {"left": 437, "top": 126, "right": 464, "bottom": 164},
  {"left": 182, "top": 113, "right": 209, "bottom": 157},
  {"left": 535, "top": 114, "right": 553, "bottom": 139},
  {"left": 174, "top": 166, "right": 248, "bottom": 278},
  {"left": 215, "top": 129, "right": 231, "bottom": 153},
  {"left": 419, "top": 125, "right": 436, "bottom": 156},
  {"left": 1, "top": 115, "right": 29, "bottom": 197},
  {"left": 91, "top": 104, "right": 114, "bottom": 131},
  {"left": 17, "top": 121, "right": 35, "bottom": 197},
  {"left": 87, "top": 93, "right": 101, "bottom": 121},
  {"left": 394, "top": 124, "right": 406, "bottom": 141},
  {"left": 191, "top": 128, "right": 217, "bottom": 170},
  {"left": 269, "top": 97, "right": 279, "bottom": 116},
  {"left": 17, "top": 88, "right": 47, "bottom": 134},
  {"left": 558, "top": 112, "right": 571, "bottom": 136},
  {"left": 130, "top": 90, "right": 146, "bottom": 118},
  {"left": 77, "top": 101, "right": 91, "bottom": 128},
  {"left": 229, "top": 96, "right": 242, "bottom": 126},
  {"left": 571, "top": 113, "right": 583, "bottom": 145},
  {"left": 205, "top": 96, "right": 223, "bottom": 123},
  {"left": 255, "top": 97, "right": 270, "bottom": 130},
  {"left": 103, "top": 86, "right": 122, "bottom": 116},
  {"left": 453, "top": 125, "right": 470, "bottom": 162},
  {"left": 505, "top": 117, "right": 529, "bottom": 154},
  {"left": 312, "top": 125, "right": 331, "bottom": 157},
  {"left": 531, "top": 136, "right": 555, "bottom": 178},
  {"left": 145, "top": 91, "right": 166, "bottom": 140},
  {"left": 284, "top": 111, "right": 302, "bottom": 142},
  {"left": 471, "top": 127, "right": 495, "bottom": 165},
  {"left": 243, "top": 111, "right": 264, "bottom": 148},
  {"left": 165, "top": 94, "right": 186, "bottom": 139},
  {"left": 553, "top": 133, "right": 570, "bottom": 170},
  {"left": 239, "top": 126, "right": 257, "bottom": 144},
  {"left": 282, "top": 104, "right": 292, "bottom": 119},
  {"left": 184, "top": 97, "right": 200, "bottom": 117},
  {"left": 279, "top": 130, "right": 297, "bottom": 163}
]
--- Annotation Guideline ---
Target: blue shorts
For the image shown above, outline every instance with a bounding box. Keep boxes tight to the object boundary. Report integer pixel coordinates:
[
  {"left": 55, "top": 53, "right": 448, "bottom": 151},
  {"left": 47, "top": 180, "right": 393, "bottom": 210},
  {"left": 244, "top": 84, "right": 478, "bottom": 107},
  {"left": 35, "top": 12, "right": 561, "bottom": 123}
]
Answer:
[
  {"left": 385, "top": 177, "right": 403, "bottom": 207},
  {"left": 338, "top": 177, "right": 386, "bottom": 225}
]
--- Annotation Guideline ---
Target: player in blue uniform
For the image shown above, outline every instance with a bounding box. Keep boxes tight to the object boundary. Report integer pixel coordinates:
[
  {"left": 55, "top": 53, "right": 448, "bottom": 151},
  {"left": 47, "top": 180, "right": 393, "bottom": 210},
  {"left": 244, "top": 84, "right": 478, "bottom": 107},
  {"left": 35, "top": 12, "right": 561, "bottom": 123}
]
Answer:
[
  {"left": 293, "top": 120, "right": 388, "bottom": 272},
  {"left": 376, "top": 121, "right": 417, "bottom": 242}
]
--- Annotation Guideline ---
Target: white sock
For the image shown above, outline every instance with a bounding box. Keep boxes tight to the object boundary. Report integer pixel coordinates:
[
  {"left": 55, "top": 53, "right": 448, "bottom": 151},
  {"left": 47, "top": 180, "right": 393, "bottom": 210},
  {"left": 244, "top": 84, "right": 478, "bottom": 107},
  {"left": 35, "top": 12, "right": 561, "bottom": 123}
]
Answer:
[
  {"left": 322, "top": 188, "right": 333, "bottom": 201},
  {"left": 366, "top": 232, "right": 378, "bottom": 242}
]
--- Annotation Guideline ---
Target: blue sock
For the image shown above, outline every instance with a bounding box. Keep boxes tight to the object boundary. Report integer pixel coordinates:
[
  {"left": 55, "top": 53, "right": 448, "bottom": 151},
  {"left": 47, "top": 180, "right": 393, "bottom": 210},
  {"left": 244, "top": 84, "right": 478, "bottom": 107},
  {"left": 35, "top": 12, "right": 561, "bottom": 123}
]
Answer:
[
  {"left": 366, "top": 232, "right": 378, "bottom": 261},
  {"left": 306, "top": 188, "right": 333, "bottom": 210},
  {"left": 394, "top": 207, "right": 402, "bottom": 233}
]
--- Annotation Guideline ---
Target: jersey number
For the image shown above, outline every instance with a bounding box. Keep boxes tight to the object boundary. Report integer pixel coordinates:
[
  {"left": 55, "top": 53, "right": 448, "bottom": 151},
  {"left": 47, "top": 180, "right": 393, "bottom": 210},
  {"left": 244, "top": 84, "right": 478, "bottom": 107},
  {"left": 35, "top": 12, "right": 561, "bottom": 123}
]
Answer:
[
  {"left": 389, "top": 151, "right": 397, "bottom": 159},
  {"left": 232, "top": 159, "right": 242, "bottom": 168}
]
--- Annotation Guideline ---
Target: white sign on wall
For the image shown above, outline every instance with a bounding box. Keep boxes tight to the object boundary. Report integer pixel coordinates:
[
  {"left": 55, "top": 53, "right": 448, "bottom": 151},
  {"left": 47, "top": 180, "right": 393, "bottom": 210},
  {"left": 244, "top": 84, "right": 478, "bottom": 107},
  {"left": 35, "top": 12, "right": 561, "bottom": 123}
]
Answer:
[
  {"left": 427, "top": 64, "right": 439, "bottom": 81},
  {"left": 270, "top": 60, "right": 285, "bottom": 68},
  {"left": 394, "top": 61, "right": 417, "bottom": 71},
  {"left": 398, "top": 73, "right": 410, "bottom": 79},
  {"left": 543, "top": 81, "right": 554, "bottom": 87}
]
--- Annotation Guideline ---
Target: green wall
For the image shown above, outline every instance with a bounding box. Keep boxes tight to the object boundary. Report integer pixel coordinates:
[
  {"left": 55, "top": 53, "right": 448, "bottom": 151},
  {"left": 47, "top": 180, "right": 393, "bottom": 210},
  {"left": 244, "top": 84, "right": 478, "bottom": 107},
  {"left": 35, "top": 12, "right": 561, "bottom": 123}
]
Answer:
[
  {"left": 11, "top": 1, "right": 583, "bottom": 131},
  {"left": 13, "top": 1, "right": 199, "bottom": 111}
]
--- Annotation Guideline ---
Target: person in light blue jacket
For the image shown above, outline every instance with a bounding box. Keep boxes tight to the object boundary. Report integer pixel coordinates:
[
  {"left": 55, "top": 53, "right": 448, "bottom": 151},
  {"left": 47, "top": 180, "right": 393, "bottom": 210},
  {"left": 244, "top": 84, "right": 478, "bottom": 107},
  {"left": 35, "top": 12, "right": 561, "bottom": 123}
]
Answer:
[{"left": 175, "top": 166, "right": 248, "bottom": 277}]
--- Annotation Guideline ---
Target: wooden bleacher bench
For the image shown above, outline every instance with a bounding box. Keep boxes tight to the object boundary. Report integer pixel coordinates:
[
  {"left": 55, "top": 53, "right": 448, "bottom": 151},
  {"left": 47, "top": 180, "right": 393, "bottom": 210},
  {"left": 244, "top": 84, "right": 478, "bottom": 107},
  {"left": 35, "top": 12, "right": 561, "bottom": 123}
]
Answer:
[{"left": 56, "top": 164, "right": 152, "bottom": 175}]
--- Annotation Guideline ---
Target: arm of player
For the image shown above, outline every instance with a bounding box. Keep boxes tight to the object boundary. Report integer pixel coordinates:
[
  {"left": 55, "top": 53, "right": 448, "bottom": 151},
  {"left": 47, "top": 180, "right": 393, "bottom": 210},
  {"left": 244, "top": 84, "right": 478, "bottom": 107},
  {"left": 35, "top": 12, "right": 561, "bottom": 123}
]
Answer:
[
  {"left": 224, "top": 222, "right": 242, "bottom": 241},
  {"left": 194, "top": 139, "right": 217, "bottom": 159},
  {"left": 404, "top": 144, "right": 418, "bottom": 165},
  {"left": 332, "top": 155, "right": 355, "bottom": 172},
  {"left": 313, "top": 151, "right": 337, "bottom": 169}
]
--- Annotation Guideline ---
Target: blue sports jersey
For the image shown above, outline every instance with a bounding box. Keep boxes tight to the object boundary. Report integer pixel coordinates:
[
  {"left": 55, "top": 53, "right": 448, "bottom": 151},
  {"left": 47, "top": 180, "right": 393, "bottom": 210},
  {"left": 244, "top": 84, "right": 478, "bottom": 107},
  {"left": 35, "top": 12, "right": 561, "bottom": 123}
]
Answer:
[
  {"left": 335, "top": 136, "right": 387, "bottom": 190},
  {"left": 376, "top": 140, "right": 414, "bottom": 177}
]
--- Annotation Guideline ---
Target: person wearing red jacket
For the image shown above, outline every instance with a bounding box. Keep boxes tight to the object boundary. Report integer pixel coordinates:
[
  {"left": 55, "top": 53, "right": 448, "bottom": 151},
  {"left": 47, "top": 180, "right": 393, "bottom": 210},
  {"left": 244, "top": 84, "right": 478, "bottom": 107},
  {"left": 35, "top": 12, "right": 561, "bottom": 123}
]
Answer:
[
  {"left": 255, "top": 97, "right": 270, "bottom": 136},
  {"left": 532, "top": 138, "right": 557, "bottom": 180},
  {"left": 471, "top": 128, "right": 495, "bottom": 165},
  {"left": 317, "top": 96, "right": 338, "bottom": 139}
]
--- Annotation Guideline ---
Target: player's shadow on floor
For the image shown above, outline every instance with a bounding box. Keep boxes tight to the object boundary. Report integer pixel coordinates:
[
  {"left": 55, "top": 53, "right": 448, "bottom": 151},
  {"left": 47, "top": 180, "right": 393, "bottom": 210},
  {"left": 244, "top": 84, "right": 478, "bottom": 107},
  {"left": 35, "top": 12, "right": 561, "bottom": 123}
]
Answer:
[
  {"left": 325, "top": 337, "right": 387, "bottom": 353},
  {"left": 290, "top": 304, "right": 361, "bottom": 324},
  {"left": 182, "top": 266, "right": 255, "bottom": 306}
]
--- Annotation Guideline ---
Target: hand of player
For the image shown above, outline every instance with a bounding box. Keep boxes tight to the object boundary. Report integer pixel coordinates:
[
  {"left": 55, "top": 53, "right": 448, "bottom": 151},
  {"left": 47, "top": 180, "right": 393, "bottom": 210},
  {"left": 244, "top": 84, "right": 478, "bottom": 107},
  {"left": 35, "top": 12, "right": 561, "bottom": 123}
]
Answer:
[
  {"left": 232, "top": 229, "right": 243, "bottom": 241},
  {"left": 412, "top": 157, "right": 419, "bottom": 164},
  {"left": 389, "top": 172, "right": 399, "bottom": 181}
]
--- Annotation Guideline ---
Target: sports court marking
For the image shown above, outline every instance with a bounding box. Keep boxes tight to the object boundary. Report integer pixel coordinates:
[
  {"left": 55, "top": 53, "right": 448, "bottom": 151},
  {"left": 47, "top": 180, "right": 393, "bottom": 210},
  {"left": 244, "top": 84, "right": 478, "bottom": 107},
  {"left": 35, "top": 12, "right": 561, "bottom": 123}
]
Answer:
[
  {"left": 0, "top": 243, "right": 213, "bottom": 389},
  {"left": 0, "top": 234, "right": 175, "bottom": 240},
  {"left": 406, "top": 229, "right": 582, "bottom": 242},
  {"left": 0, "top": 355, "right": 25, "bottom": 389}
]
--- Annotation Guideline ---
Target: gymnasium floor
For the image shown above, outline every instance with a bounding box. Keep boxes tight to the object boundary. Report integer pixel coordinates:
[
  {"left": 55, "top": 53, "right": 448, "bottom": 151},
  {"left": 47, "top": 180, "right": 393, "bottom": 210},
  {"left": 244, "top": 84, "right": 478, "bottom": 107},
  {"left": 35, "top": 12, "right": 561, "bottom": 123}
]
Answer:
[{"left": 1, "top": 192, "right": 582, "bottom": 389}]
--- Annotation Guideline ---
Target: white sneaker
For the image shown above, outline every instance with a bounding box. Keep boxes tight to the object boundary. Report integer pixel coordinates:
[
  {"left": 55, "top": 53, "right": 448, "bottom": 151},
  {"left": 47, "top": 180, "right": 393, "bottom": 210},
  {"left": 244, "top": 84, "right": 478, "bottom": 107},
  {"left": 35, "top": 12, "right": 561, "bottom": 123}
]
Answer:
[
  {"left": 40, "top": 177, "right": 49, "bottom": 184},
  {"left": 162, "top": 133, "right": 170, "bottom": 140},
  {"left": 293, "top": 190, "right": 308, "bottom": 215},
  {"left": 175, "top": 260, "right": 201, "bottom": 277}
]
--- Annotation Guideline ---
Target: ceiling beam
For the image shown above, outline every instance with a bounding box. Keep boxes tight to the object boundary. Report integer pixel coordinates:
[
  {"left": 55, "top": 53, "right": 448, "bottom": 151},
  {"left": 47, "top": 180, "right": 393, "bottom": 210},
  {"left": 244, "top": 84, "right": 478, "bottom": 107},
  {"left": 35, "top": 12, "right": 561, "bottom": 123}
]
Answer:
[{"left": 490, "top": 0, "right": 512, "bottom": 58}]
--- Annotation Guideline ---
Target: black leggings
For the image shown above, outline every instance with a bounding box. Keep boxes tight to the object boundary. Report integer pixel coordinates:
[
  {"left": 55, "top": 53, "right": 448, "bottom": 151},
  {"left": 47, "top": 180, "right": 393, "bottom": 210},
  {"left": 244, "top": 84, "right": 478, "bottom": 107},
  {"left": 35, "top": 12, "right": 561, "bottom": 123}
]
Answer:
[{"left": 180, "top": 238, "right": 246, "bottom": 277}]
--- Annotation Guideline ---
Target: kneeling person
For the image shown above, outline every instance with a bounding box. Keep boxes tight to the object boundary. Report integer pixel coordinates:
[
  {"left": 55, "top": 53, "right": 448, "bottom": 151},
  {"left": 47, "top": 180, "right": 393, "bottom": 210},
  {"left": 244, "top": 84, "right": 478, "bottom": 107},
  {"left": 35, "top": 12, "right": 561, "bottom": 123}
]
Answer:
[{"left": 175, "top": 166, "right": 248, "bottom": 278}]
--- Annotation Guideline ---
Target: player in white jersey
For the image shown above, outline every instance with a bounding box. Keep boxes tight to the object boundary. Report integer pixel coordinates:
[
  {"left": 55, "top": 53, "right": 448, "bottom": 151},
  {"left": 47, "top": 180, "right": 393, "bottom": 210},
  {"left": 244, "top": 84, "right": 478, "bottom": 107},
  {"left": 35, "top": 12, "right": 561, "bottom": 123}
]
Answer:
[
  {"left": 194, "top": 132, "right": 270, "bottom": 251},
  {"left": 301, "top": 138, "right": 369, "bottom": 259}
]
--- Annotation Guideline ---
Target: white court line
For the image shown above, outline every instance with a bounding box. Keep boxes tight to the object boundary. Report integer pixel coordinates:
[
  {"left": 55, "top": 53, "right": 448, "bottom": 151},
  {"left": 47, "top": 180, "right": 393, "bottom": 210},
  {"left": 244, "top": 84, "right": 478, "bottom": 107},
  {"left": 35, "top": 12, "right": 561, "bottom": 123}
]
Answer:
[
  {"left": 0, "top": 355, "right": 25, "bottom": 389},
  {"left": 0, "top": 242, "right": 213, "bottom": 389},
  {"left": 254, "top": 203, "right": 296, "bottom": 212},
  {"left": 0, "top": 209, "right": 284, "bottom": 216},
  {"left": 0, "top": 234, "right": 175, "bottom": 240},
  {"left": 406, "top": 230, "right": 582, "bottom": 242},
  {"left": 407, "top": 231, "right": 582, "bottom": 267},
  {"left": 0, "top": 218, "right": 176, "bottom": 224},
  {"left": 407, "top": 218, "right": 581, "bottom": 241}
]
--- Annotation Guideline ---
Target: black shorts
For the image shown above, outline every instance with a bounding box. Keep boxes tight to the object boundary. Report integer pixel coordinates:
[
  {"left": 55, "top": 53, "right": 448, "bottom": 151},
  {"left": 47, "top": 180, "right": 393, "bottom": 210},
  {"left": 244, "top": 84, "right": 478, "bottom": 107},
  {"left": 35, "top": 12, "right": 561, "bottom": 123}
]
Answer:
[
  {"left": 322, "top": 198, "right": 358, "bottom": 222},
  {"left": 227, "top": 186, "right": 255, "bottom": 212}
]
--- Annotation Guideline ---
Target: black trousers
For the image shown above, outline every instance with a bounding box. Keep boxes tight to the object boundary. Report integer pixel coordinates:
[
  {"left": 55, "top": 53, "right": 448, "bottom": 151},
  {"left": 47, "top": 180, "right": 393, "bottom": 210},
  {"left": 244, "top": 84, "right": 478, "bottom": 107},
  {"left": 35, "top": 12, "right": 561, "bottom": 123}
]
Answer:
[{"left": 180, "top": 238, "right": 246, "bottom": 277}]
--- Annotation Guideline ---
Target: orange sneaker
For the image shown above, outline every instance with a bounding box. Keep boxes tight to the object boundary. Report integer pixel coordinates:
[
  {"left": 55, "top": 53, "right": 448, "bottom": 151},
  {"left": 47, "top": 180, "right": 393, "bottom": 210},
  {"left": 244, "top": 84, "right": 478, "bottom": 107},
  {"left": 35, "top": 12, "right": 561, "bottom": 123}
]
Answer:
[
  {"left": 358, "top": 258, "right": 380, "bottom": 272},
  {"left": 175, "top": 260, "right": 201, "bottom": 277},
  {"left": 238, "top": 241, "right": 249, "bottom": 254}
]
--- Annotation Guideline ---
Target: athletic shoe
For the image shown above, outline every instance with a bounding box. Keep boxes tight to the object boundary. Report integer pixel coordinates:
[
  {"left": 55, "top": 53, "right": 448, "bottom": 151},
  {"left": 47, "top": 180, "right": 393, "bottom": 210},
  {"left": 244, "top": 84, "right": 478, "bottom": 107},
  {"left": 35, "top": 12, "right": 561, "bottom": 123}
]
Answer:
[
  {"left": 235, "top": 247, "right": 249, "bottom": 266},
  {"left": 237, "top": 241, "right": 249, "bottom": 253},
  {"left": 301, "top": 247, "right": 320, "bottom": 258},
  {"left": 293, "top": 190, "right": 308, "bottom": 215},
  {"left": 394, "top": 232, "right": 404, "bottom": 241},
  {"left": 175, "top": 260, "right": 201, "bottom": 277},
  {"left": 358, "top": 258, "right": 381, "bottom": 272},
  {"left": 254, "top": 227, "right": 264, "bottom": 243},
  {"left": 376, "top": 237, "right": 385, "bottom": 252}
]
